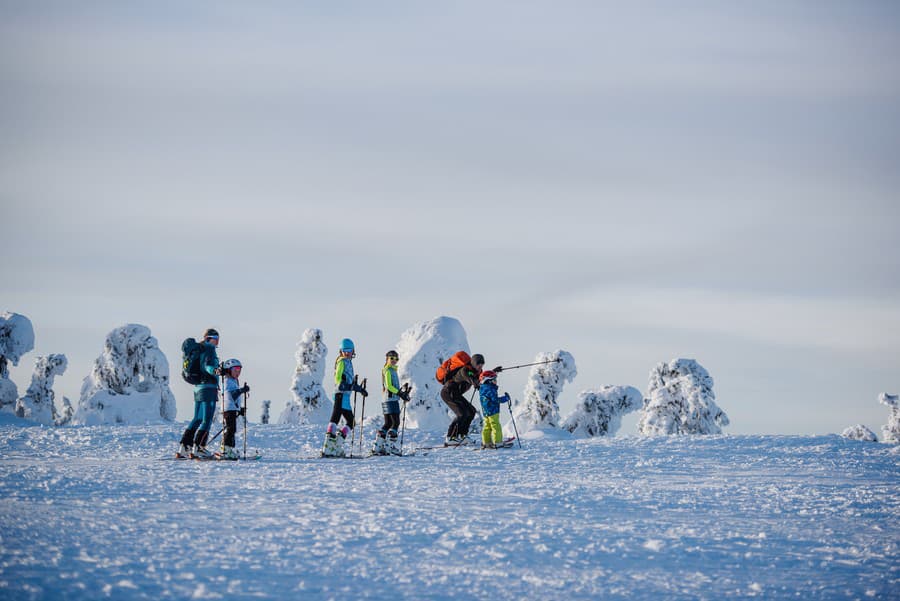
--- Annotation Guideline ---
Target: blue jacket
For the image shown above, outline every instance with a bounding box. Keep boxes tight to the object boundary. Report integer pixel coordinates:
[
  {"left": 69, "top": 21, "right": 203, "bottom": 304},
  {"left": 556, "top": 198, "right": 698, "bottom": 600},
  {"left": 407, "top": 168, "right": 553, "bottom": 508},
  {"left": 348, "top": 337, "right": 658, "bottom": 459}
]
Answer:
[
  {"left": 194, "top": 342, "right": 220, "bottom": 391},
  {"left": 479, "top": 381, "right": 509, "bottom": 418}
]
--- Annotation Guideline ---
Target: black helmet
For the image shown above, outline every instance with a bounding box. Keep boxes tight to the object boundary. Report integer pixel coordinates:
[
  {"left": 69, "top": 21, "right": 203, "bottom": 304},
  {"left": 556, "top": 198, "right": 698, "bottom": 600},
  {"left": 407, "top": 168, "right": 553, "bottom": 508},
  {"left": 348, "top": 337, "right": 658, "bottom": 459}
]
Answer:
[
  {"left": 386, "top": 350, "right": 399, "bottom": 360},
  {"left": 202, "top": 328, "right": 219, "bottom": 340},
  {"left": 471, "top": 353, "right": 485, "bottom": 366}
]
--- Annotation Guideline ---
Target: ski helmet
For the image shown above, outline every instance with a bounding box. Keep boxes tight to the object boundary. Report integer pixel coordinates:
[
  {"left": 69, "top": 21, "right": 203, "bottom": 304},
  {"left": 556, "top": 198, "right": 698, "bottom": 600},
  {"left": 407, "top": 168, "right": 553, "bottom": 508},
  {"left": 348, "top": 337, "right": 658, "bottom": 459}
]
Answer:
[
  {"left": 340, "top": 338, "right": 355, "bottom": 353},
  {"left": 222, "top": 358, "right": 242, "bottom": 370},
  {"left": 202, "top": 328, "right": 219, "bottom": 340},
  {"left": 480, "top": 370, "right": 497, "bottom": 382},
  {"left": 471, "top": 353, "right": 485, "bottom": 367},
  {"left": 386, "top": 350, "right": 399, "bottom": 360}
]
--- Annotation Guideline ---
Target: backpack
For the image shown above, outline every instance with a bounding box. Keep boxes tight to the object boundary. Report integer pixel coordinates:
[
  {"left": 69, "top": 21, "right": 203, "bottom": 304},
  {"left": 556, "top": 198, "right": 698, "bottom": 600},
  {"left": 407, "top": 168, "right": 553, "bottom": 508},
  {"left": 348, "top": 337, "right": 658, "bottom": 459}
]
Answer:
[
  {"left": 435, "top": 351, "right": 471, "bottom": 384},
  {"left": 181, "top": 338, "right": 207, "bottom": 385}
]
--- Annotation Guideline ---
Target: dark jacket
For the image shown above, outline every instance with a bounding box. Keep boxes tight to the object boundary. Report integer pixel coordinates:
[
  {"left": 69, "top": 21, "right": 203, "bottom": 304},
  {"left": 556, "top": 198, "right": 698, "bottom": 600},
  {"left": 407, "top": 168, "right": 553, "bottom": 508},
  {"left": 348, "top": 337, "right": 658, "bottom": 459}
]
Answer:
[{"left": 443, "top": 365, "right": 480, "bottom": 398}]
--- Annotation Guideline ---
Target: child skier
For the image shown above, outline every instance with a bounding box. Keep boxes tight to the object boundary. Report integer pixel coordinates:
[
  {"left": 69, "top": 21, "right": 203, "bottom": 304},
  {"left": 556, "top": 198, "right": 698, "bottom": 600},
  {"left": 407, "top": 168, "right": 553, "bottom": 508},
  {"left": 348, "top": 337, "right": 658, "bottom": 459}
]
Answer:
[
  {"left": 372, "top": 350, "right": 410, "bottom": 456},
  {"left": 479, "top": 370, "right": 512, "bottom": 449},
  {"left": 323, "top": 338, "right": 368, "bottom": 457},
  {"left": 219, "top": 358, "right": 250, "bottom": 460}
]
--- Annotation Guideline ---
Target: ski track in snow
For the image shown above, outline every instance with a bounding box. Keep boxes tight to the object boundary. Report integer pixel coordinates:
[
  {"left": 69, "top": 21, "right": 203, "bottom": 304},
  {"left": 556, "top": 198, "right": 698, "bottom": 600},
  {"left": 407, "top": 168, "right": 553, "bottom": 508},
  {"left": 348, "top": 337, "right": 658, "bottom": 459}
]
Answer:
[{"left": 0, "top": 425, "right": 897, "bottom": 600}]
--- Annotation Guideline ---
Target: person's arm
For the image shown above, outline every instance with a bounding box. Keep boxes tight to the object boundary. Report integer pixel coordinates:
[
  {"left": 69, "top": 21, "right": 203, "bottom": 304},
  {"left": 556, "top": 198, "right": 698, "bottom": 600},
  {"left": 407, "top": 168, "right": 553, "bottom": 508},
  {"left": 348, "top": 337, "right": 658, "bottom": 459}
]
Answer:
[
  {"left": 203, "top": 348, "right": 219, "bottom": 377},
  {"left": 335, "top": 358, "right": 347, "bottom": 390},
  {"left": 383, "top": 367, "right": 400, "bottom": 395}
]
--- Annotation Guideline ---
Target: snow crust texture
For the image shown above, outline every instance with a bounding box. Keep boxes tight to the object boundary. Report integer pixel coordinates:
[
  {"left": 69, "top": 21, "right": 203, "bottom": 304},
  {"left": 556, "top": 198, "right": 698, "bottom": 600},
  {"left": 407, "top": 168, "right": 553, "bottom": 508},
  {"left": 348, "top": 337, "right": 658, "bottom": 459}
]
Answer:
[
  {"left": 841, "top": 424, "right": 878, "bottom": 442},
  {"left": 0, "top": 312, "right": 34, "bottom": 413},
  {"left": 280, "top": 329, "right": 329, "bottom": 425},
  {"left": 14, "top": 354, "right": 68, "bottom": 426},
  {"left": 0, "top": 427, "right": 896, "bottom": 600},
  {"left": 73, "top": 324, "right": 176, "bottom": 425},
  {"left": 879, "top": 392, "right": 899, "bottom": 443},
  {"left": 514, "top": 350, "right": 577, "bottom": 430},
  {"left": 563, "top": 385, "right": 643, "bottom": 437},
  {"left": 639, "top": 358, "right": 729, "bottom": 435},
  {"left": 395, "top": 316, "right": 469, "bottom": 429}
]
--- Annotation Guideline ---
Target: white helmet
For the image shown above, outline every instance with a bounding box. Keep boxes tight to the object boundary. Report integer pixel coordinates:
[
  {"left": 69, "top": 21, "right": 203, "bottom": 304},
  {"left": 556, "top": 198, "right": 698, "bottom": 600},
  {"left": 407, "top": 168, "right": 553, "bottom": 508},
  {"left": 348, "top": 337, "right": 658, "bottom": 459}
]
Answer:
[{"left": 222, "top": 358, "right": 242, "bottom": 370}]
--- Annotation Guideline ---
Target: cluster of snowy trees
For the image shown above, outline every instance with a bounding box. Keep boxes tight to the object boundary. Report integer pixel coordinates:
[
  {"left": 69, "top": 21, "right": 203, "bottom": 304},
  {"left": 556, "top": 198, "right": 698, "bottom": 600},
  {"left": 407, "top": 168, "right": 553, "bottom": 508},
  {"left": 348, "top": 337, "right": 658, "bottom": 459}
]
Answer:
[{"left": 842, "top": 393, "right": 900, "bottom": 443}]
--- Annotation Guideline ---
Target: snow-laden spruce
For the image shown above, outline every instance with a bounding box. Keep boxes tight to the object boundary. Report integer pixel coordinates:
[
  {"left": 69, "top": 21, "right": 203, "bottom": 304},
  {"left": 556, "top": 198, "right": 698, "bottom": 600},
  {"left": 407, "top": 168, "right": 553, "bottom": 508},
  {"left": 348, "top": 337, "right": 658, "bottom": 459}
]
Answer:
[
  {"left": 841, "top": 424, "right": 878, "bottom": 442},
  {"left": 396, "top": 316, "right": 469, "bottom": 430},
  {"left": 879, "top": 392, "right": 899, "bottom": 443},
  {"left": 14, "top": 354, "right": 68, "bottom": 426},
  {"left": 639, "top": 358, "right": 729, "bottom": 435},
  {"left": 563, "top": 385, "right": 643, "bottom": 437},
  {"left": 0, "top": 312, "right": 35, "bottom": 414},
  {"left": 72, "top": 324, "right": 176, "bottom": 425},
  {"left": 279, "top": 329, "right": 329, "bottom": 425},
  {"left": 261, "top": 400, "right": 271, "bottom": 424},
  {"left": 513, "top": 350, "right": 577, "bottom": 430}
]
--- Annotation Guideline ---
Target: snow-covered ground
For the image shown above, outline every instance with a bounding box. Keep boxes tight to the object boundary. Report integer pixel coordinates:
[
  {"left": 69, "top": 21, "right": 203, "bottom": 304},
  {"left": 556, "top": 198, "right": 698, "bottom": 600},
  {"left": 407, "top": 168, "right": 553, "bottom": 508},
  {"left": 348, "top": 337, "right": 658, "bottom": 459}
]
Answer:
[{"left": 1, "top": 422, "right": 897, "bottom": 600}]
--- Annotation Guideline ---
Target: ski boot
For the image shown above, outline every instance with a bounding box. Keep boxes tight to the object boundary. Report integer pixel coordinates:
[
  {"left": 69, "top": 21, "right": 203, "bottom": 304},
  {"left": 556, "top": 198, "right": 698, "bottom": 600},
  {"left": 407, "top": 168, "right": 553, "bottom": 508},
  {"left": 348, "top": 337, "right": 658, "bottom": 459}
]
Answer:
[
  {"left": 176, "top": 443, "right": 192, "bottom": 459},
  {"left": 192, "top": 445, "right": 212, "bottom": 459},
  {"left": 322, "top": 423, "right": 347, "bottom": 458},
  {"left": 371, "top": 432, "right": 387, "bottom": 456},
  {"left": 387, "top": 430, "right": 401, "bottom": 456},
  {"left": 219, "top": 446, "right": 240, "bottom": 460}
]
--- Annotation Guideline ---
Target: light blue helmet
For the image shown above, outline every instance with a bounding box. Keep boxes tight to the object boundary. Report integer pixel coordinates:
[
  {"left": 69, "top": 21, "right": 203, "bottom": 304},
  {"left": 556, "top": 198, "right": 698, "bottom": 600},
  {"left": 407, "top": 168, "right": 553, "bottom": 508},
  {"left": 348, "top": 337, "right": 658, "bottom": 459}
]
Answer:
[{"left": 340, "top": 338, "right": 355, "bottom": 353}]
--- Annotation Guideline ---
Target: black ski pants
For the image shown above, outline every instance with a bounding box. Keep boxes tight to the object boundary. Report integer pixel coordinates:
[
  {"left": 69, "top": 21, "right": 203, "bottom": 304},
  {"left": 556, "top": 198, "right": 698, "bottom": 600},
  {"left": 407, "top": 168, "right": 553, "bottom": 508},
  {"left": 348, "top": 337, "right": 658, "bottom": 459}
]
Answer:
[
  {"left": 223, "top": 410, "right": 238, "bottom": 448},
  {"left": 441, "top": 387, "right": 476, "bottom": 438},
  {"left": 380, "top": 413, "right": 401, "bottom": 435},
  {"left": 329, "top": 394, "right": 355, "bottom": 429}
]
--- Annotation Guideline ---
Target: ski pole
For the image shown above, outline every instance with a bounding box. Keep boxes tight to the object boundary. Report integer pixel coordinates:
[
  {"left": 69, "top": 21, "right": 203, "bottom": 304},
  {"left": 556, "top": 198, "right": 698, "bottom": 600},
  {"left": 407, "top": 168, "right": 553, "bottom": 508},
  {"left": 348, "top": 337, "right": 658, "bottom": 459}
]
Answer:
[
  {"left": 219, "top": 363, "right": 226, "bottom": 452},
  {"left": 359, "top": 378, "right": 367, "bottom": 456},
  {"left": 208, "top": 426, "right": 225, "bottom": 445},
  {"left": 350, "top": 375, "right": 359, "bottom": 459},
  {"left": 507, "top": 401, "right": 522, "bottom": 448},
  {"left": 497, "top": 358, "right": 561, "bottom": 372},
  {"left": 399, "top": 385, "right": 409, "bottom": 457},
  {"left": 243, "top": 389, "right": 248, "bottom": 460}
]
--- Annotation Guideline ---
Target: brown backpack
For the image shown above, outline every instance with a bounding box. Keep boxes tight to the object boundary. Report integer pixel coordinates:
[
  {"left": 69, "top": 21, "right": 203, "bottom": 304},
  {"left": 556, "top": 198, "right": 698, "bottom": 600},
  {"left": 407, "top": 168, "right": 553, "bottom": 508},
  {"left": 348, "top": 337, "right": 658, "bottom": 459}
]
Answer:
[{"left": 435, "top": 351, "right": 471, "bottom": 384}]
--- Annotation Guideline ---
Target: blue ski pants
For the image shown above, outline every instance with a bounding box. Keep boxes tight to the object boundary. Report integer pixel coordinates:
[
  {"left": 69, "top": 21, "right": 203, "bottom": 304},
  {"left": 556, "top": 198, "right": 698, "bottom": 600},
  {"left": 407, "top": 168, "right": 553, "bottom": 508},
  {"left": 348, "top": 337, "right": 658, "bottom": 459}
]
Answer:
[{"left": 188, "top": 387, "right": 218, "bottom": 433}]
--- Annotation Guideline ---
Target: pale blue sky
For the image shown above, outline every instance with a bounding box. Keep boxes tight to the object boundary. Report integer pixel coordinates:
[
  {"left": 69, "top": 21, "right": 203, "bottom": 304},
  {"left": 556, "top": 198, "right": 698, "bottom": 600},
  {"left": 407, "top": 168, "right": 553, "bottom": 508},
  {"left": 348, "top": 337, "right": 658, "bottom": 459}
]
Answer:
[{"left": 2, "top": 1, "right": 898, "bottom": 434}]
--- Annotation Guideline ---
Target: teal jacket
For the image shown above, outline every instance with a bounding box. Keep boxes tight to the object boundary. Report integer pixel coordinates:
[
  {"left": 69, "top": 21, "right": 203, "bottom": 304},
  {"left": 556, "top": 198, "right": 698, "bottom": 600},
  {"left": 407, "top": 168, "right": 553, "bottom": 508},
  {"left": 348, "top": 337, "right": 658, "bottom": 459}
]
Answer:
[{"left": 194, "top": 342, "right": 220, "bottom": 391}]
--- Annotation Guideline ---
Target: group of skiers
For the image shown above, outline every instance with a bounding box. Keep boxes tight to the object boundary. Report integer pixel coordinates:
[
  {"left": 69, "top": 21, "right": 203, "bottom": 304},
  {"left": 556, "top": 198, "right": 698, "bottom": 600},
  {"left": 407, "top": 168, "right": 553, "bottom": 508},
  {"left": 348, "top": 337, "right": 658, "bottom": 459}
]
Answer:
[{"left": 176, "top": 328, "right": 512, "bottom": 460}]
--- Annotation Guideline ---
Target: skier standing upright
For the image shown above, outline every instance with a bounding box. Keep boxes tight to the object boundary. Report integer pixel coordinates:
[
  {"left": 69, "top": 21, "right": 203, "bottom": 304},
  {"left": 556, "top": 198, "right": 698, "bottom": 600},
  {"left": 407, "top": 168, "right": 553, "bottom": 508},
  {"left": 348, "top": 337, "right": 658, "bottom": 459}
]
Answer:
[
  {"left": 219, "top": 358, "right": 249, "bottom": 460},
  {"left": 478, "top": 370, "right": 511, "bottom": 449},
  {"left": 178, "top": 328, "right": 221, "bottom": 458},
  {"left": 323, "top": 338, "right": 368, "bottom": 457},
  {"left": 440, "top": 352, "right": 484, "bottom": 444},
  {"left": 372, "top": 350, "right": 409, "bottom": 455}
]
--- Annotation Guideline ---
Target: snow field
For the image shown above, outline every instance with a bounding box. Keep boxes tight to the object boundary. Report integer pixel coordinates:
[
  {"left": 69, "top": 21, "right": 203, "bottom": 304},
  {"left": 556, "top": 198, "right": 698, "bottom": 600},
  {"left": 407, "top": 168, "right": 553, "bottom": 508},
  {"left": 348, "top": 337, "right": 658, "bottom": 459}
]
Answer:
[{"left": 0, "top": 425, "right": 897, "bottom": 600}]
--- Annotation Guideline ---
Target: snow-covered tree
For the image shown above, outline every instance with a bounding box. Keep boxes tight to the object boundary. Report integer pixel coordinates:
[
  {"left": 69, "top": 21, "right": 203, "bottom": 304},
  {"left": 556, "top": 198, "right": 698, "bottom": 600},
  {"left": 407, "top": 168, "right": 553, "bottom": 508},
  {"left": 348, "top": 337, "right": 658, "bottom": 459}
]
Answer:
[
  {"left": 279, "top": 328, "right": 329, "bottom": 425},
  {"left": 15, "top": 354, "right": 68, "bottom": 425},
  {"left": 562, "top": 385, "right": 642, "bottom": 438},
  {"left": 396, "top": 316, "right": 470, "bottom": 430},
  {"left": 0, "top": 312, "right": 35, "bottom": 414},
  {"left": 879, "top": 392, "right": 899, "bottom": 443},
  {"left": 72, "top": 324, "right": 176, "bottom": 425},
  {"left": 512, "top": 350, "right": 577, "bottom": 430},
  {"left": 638, "top": 358, "right": 729, "bottom": 436},
  {"left": 841, "top": 424, "right": 877, "bottom": 442},
  {"left": 57, "top": 396, "right": 74, "bottom": 426},
  {"left": 261, "top": 400, "right": 271, "bottom": 424}
]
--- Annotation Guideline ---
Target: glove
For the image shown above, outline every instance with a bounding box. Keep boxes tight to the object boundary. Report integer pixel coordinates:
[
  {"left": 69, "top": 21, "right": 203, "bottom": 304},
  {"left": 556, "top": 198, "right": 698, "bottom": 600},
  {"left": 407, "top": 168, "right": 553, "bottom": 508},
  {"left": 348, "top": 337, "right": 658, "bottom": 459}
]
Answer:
[
  {"left": 239, "top": 407, "right": 246, "bottom": 416},
  {"left": 500, "top": 393, "right": 510, "bottom": 403},
  {"left": 398, "top": 390, "right": 410, "bottom": 402},
  {"left": 493, "top": 366, "right": 503, "bottom": 373},
  {"left": 240, "top": 384, "right": 250, "bottom": 394},
  {"left": 355, "top": 385, "right": 368, "bottom": 397}
]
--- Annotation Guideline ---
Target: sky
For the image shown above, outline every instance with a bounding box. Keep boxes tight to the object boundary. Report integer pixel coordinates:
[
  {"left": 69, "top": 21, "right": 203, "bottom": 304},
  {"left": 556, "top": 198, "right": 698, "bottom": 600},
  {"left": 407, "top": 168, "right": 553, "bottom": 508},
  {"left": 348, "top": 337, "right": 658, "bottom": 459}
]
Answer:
[{"left": 2, "top": 1, "right": 898, "bottom": 435}]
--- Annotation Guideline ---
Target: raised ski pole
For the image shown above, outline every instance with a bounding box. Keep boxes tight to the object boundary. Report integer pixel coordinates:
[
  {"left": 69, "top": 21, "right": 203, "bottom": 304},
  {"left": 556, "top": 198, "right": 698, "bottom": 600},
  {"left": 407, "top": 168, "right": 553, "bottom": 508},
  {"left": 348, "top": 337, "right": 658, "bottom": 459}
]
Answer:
[
  {"left": 359, "top": 378, "right": 368, "bottom": 456},
  {"left": 350, "top": 375, "right": 359, "bottom": 459},
  {"left": 497, "top": 358, "right": 561, "bottom": 372},
  {"left": 507, "top": 401, "right": 522, "bottom": 448}
]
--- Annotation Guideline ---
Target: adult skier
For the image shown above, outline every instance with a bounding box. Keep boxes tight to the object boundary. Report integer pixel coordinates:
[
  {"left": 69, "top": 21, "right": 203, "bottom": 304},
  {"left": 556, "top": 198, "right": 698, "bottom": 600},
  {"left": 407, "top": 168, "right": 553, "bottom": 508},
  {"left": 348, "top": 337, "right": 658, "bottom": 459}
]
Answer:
[
  {"left": 322, "top": 338, "right": 368, "bottom": 457},
  {"left": 440, "top": 352, "right": 485, "bottom": 444},
  {"left": 177, "top": 328, "right": 221, "bottom": 458},
  {"left": 372, "top": 350, "right": 410, "bottom": 455}
]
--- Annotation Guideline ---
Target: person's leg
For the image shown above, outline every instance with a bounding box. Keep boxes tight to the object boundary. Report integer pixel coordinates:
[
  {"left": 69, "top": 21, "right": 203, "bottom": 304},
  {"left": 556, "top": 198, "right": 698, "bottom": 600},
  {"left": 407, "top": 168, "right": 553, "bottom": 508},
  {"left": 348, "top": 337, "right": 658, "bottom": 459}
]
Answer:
[
  {"left": 224, "top": 411, "right": 237, "bottom": 448},
  {"left": 441, "top": 388, "right": 464, "bottom": 438}
]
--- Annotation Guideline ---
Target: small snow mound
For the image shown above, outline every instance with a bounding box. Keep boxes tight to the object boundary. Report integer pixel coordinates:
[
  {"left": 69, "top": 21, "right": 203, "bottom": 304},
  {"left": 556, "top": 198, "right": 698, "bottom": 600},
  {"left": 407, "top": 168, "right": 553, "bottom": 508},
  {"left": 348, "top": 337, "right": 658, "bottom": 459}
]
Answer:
[
  {"left": 563, "top": 385, "right": 642, "bottom": 438},
  {"left": 841, "top": 424, "right": 878, "bottom": 442},
  {"left": 639, "top": 358, "right": 729, "bottom": 435},
  {"left": 513, "top": 350, "right": 576, "bottom": 431},
  {"left": 73, "top": 324, "right": 176, "bottom": 425},
  {"left": 643, "top": 539, "right": 665, "bottom": 552},
  {"left": 280, "top": 329, "right": 329, "bottom": 425},
  {"left": 396, "top": 316, "right": 470, "bottom": 430}
]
